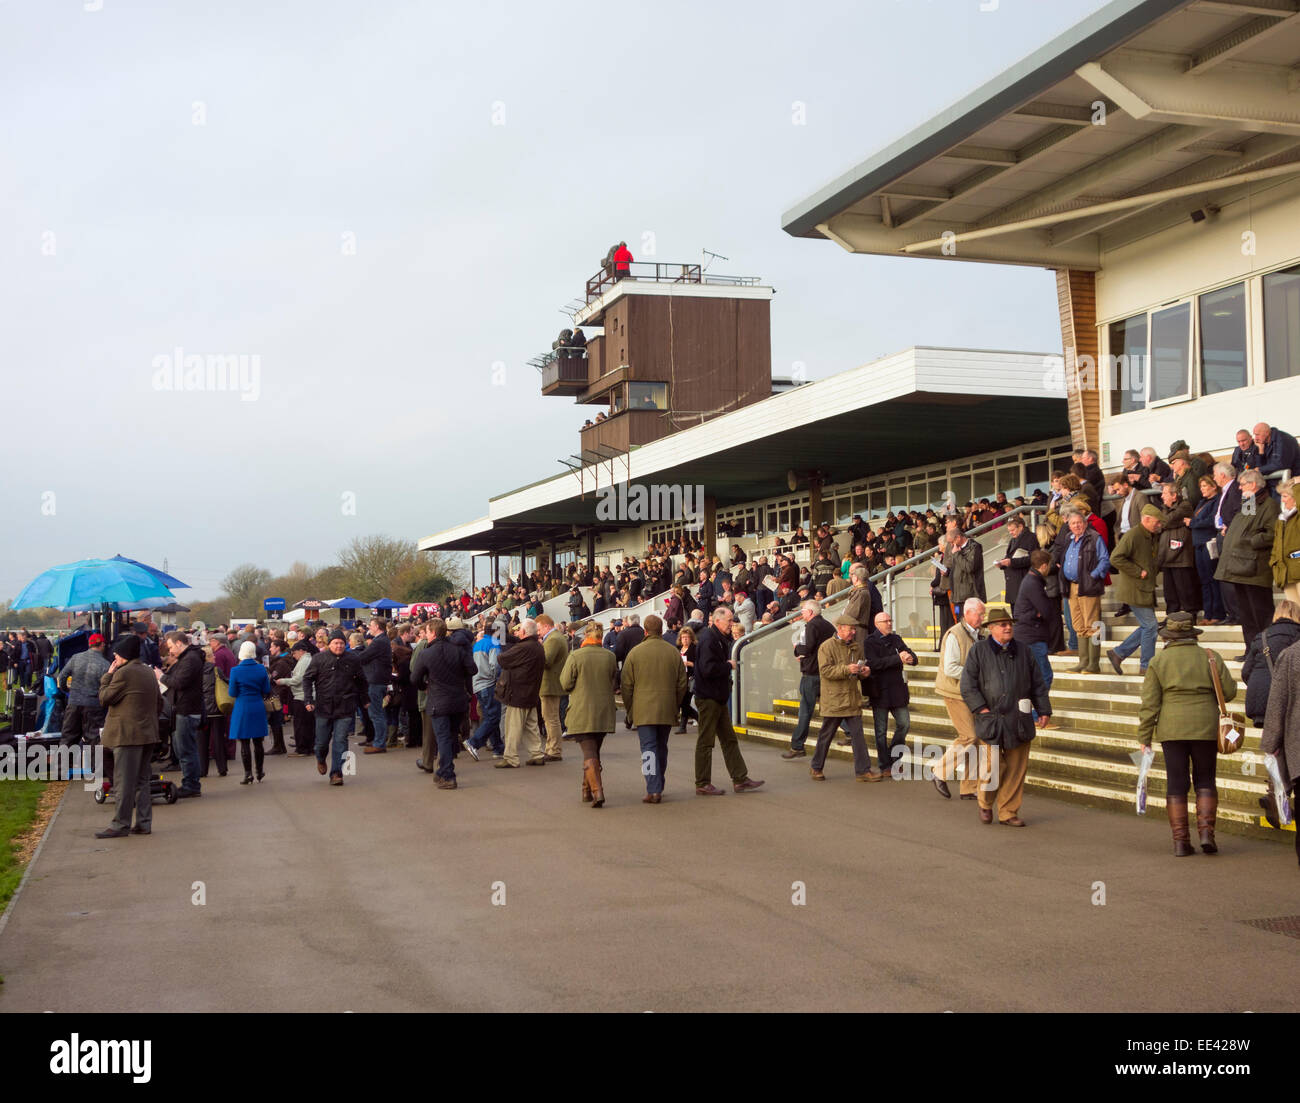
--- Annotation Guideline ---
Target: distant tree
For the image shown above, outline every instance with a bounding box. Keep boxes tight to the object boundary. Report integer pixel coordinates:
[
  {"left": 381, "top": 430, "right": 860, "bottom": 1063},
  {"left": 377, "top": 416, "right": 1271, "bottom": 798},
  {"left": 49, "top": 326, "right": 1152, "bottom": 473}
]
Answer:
[
  {"left": 336, "top": 536, "right": 418, "bottom": 601},
  {"left": 221, "top": 563, "right": 272, "bottom": 605}
]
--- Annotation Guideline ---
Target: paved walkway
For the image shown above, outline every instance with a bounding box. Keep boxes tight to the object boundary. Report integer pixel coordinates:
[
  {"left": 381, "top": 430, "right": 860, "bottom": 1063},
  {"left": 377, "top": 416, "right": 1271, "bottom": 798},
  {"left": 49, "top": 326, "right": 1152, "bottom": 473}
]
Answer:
[{"left": 0, "top": 730, "right": 1296, "bottom": 1012}]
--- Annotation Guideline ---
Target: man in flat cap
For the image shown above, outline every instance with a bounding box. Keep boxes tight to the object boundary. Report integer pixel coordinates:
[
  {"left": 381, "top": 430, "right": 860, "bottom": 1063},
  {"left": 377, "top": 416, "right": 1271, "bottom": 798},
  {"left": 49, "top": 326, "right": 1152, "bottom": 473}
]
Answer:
[
  {"left": 1108, "top": 504, "right": 1164, "bottom": 674},
  {"left": 809, "top": 614, "right": 876, "bottom": 781},
  {"left": 94, "top": 634, "right": 162, "bottom": 838},
  {"left": 960, "top": 606, "right": 1051, "bottom": 827}
]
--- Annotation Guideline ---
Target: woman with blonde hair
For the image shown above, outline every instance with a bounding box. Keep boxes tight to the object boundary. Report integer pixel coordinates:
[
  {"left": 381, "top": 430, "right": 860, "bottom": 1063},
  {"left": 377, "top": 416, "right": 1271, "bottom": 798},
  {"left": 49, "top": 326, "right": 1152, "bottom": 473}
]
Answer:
[
  {"left": 1271, "top": 478, "right": 1300, "bottom": 606},
  {"left": 676, "top": 625, "right": 698, "bottom": 732}
]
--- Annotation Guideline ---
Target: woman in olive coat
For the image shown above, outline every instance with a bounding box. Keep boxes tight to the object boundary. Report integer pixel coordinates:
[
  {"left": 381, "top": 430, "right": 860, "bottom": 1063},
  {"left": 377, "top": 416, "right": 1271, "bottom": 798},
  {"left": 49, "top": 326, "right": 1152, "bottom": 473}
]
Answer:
[
  {"left": 558, "top": 620, "right": 617, "bottom": 807},
  {"left": 228, "top": 641, "right": 272, "bottom": 784},
  {"left": 1136, "top": 613, "right": 1236, "bottom": 856}
]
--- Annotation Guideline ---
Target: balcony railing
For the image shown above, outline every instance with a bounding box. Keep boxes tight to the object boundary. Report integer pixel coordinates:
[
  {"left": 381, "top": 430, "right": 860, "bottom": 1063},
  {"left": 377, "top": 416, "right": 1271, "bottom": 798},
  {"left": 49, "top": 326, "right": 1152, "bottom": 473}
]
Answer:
[
  {"left": 539, "top": 350, "right": 588, "bottom": 392},
  {"left": 584, "top": 262, "right": 762, "bottom": 303}
]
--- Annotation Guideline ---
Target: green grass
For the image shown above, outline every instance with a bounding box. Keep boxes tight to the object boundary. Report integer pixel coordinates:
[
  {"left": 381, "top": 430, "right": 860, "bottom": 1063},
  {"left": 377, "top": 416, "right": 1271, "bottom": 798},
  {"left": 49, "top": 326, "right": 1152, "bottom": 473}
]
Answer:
[{"left": 0, "top": 781, "right": 48, "bottom": 913}]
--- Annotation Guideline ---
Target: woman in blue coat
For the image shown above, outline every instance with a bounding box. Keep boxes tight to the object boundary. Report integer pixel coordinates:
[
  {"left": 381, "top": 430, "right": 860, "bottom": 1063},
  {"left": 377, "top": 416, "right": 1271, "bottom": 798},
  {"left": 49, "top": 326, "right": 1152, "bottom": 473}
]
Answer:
[{"left": 228, "top": 641, "right": 272, "bottom": 784}]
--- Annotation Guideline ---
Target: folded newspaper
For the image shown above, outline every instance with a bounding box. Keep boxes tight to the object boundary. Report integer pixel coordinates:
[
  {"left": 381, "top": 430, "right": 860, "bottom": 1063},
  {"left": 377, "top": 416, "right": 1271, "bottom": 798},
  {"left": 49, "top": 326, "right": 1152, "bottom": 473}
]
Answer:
[{"left": 1135, "top": 745, "right": 1156, "bottom": 815}]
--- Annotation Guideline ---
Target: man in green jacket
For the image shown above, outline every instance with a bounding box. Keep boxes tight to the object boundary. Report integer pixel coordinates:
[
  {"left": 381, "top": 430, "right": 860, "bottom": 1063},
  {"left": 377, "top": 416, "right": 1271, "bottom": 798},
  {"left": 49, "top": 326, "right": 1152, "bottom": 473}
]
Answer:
[
  {"left": 559, "top": 621, "right": 617, "bottom": 806},
  {"left": 1108, "top": 505, "right": 1162, "bottom": 674},
  {"left": 809, "top": 615, "right": 874, "bottom": 781},
  {"left": 537, "top": 614, "right": 568, "bottom": 762},
  {"left": 620, "top": 614, "right": 687, "bottom": 803},
  {"left": 95, "top": 635, "right": 161, "bottom": 839}
]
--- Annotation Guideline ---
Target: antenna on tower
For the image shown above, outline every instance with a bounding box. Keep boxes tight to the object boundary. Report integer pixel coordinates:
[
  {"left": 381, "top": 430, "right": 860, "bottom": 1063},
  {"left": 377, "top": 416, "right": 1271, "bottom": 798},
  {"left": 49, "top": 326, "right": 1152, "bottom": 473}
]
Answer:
[{"left": 701, "top": 249, "right": 728, "bottom": 273}]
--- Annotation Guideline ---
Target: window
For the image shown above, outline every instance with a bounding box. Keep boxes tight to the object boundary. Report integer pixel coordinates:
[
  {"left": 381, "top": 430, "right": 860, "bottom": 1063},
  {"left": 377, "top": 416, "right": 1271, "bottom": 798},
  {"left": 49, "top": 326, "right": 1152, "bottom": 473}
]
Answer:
[
  {"left": 1200, "top": 281, "right": 1247, "bottom": 394},
  {"left": 972, "top": 469, "right": 995, "bottom": 502},
  {"left": 1149, "top": 301, "right": 1192, "bottom": 404},
  {"left": 868, "top": 490, "right": 885, "bottom": 516},
  {"left": 949, "top": 474, "right": 971, "bottom": 507},
  {"left": 1264, "top": 264, "right": 1300, "bottom": 382},
  {"left": 1109, "top": 314, "right": 1148, "bottom": 414},
  {"left": 1024, "top": 460, "right": 1050, "bottom": 496},
  {"left": 628, "top": 381, "right": 667, "bottom": 410}
]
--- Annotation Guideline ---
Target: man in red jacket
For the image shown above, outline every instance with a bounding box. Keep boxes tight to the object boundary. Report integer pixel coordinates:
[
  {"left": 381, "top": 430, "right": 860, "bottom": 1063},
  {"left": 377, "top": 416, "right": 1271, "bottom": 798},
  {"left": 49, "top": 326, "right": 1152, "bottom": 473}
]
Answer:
[{"left": 613, "top": 241, "right": 633, "bottom": 280}]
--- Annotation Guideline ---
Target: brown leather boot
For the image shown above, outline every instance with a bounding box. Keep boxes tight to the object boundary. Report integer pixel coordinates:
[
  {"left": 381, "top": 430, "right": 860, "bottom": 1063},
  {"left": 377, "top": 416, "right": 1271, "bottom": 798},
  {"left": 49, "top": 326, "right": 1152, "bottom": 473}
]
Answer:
[
  {"left": 1167, "top": 795, "right": 1195, "bottom": 857},
  {"left": 1195, "top": 788, "right": 1218, "bottom": 854},
  {"left": 581, "top": 767, "right": 593, "bottom": 803},
  {"left": 585, "top": 758, "right": 604, "bottom": 808}
]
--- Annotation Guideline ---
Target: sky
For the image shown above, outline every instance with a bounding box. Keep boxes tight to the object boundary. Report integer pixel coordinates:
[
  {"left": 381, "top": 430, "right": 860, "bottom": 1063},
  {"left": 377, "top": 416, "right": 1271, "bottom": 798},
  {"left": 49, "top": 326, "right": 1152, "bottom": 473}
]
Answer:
[{"left": 0, "top": 0, "right": 1111, "bottom": 601}]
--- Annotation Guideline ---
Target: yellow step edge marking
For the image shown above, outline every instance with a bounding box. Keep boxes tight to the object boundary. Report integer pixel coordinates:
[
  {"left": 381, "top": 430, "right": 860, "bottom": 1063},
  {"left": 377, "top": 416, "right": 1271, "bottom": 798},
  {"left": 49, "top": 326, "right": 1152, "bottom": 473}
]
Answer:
[
  {"left": 1260, "top": 816, "right": 1297, "bottom": 832},
  {"left": 746, "top": 712, "right": 776, "bottom": 722},
  {"left": 773, "top": 699, "right": 799, "bottom": 707},
  {"left": 733, "top": 726, "right": 747, "bottom": 735}
]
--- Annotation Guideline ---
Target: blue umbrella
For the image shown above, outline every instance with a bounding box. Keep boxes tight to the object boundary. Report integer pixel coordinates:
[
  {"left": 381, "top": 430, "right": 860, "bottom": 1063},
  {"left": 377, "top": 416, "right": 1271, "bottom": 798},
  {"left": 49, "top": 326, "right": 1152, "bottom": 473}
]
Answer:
[
  {"left": 12, "top": 558, "right": 175, "bottom": 611},
  {"left": 330, "top": 597, "right": 373, "bottom": 610},
  {"left": 110, "top": 554, "right": 189, "bottom": 589},
  {"left": 370, "top": 599, "right": 405, "bottom": 611}
]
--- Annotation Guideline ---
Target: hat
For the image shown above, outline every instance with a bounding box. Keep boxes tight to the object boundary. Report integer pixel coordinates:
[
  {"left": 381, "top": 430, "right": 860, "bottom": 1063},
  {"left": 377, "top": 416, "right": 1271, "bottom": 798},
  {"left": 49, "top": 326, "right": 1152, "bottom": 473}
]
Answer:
[
  {"left": 611, "top": 619, "right": 623, "bottom": 627},
  {"left": 446, "top": 616, "right": 465, "bottom": 630},
  {"left": 87, "top": 633, "right": 103, "bottom": 646},
  {"left": 1169, "top": 449, "right": 1190, "bottom": 463},
  {"left": 290, "top": 639, "right": 311, "bottom": 654},
  {"left": 834, "top": 614, "right": 858, "bottom": 627},
  {"left": 113, "top": 635, "right": 142, "bottom": 661},
  {"left": 1140, "top": 504, "right": 1164, "bottom": 521},
  {"left": 1168, "top": 439, "right": 1189, "bottom": 459},
  {"left": 1159, "top": 611, "right": 1203, "bottom": 640},
  {"left": 329, "top": 629, "right": 347, "bottom": 642},
  {"left": 238, "top": 641, "right": 257, "bottom": 660},
  {"left": 983, "top": 607, "right": 1014, "bottom": 627},
  {"left": 131, "top": 621, "right": 149, "bottom": 635}
]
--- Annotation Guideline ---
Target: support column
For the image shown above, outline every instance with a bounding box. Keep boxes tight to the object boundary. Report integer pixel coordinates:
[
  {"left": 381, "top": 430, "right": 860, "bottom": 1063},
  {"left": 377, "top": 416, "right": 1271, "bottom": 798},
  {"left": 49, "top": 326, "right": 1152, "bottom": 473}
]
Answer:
[
  {"left": 586, "top": 529, "right": 595, "bottom": 568},
  {"left": 1056, "top": 268, "right": 1099, "bottom": 455},
  {"left": 470, "top": 555, "right": 476, "bottom": 590},
  {"left": 491, "top": 554, "right": 499, "bottom": 586},
  {"left": 703, "top": 494, "right": 717, "bottom": 556},
  {"left": 808, "top": 477, "right": 823, "bottom": 532}
]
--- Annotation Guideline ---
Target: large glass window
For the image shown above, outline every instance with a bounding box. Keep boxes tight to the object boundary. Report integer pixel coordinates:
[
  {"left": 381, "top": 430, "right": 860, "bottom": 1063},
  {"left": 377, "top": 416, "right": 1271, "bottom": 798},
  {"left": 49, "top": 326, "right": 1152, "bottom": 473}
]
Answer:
[
  {"left": 1025, "top": 459, "right": 1050, "bottom": 496},
  {"left": 1108, "top": 314, "right": 1148, "bottom": 414},
  {"left": 949, "top": 475, "right": 971, "bottom": 508},
  {"left": 1264, "top": 264, "right": 1300, "bottom": 382},
  {"left": 972, "top": 469, "right": 995, "bottom": 502},
  {"left": 1150, "top": 302, "right": 1192, "bottom": 404},
  {"left": 627, "top": 381, "right": 668, "bottom": 410},
  {"left": 1200, "top": 282, "right": 1247, "bottom": 394}
]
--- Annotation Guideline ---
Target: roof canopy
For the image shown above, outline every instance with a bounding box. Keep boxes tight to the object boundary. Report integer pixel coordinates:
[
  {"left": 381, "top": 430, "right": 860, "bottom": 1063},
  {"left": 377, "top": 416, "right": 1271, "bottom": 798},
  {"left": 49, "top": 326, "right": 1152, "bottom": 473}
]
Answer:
[{"left": 782, "top": 0, "right": 1300, "bottom": 268}]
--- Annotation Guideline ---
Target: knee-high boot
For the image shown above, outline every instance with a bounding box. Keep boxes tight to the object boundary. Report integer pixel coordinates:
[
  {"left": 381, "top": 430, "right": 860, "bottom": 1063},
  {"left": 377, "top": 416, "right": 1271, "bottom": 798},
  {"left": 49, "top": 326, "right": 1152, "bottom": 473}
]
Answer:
[
  {"left": 240, "top": 741, "right": 254, "bottom": 784},
  {"left": 581, "top": 763, "right": 593, "bottom": 803},
  {"left": 1085, "top": 636, "right": 1101, "bottom": 674},
  {"left": 1072, "top": 637, "right": 1088, "bottom": 674},
  {"left": 254, "top": 738, "right": 266, "bottom": 782},
  {"left": 1195, "top": 788, "right": 1217, "bottom": 854},
  {"left": 585, "top": 757, "right": 604, "bottom": 808},
  {"left": 1167, "top": 795, "right": 1195, "bottom": 857}
]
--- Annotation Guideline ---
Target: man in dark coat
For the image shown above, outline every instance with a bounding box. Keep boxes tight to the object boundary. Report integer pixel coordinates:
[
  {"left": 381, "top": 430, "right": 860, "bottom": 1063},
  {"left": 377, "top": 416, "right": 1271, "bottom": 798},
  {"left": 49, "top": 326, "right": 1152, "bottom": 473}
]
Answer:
[
  {"left": 352, "top": 617, "right": 393, "bottom": 754},
  {"left": 861, "top": 611, "right": 917, "bottom": 777},
  {"left": 613, "top": 615, "right": 645, "bottom": 665},
  {"left": 496, "top": 620, "right": 547, "bottom": 768},
  {"left": 960, "top": 606, "right": 1051, "bottom": 827},
  {"left": 693, "top": 607, "right": 764, "bottom": 795},
  {"left": 304, "top": 631, "right": 368, "bottom": 785},
  {"left": 995, "top": 515, "right": 1038, "bottom": 607},
  {"left": 158, "top": 631, "right": 207, "bottom": 797},
  {"left": 782, "top": 600, "right": 835, "bottom": 759},
  {"left": 1255, "top": 421, "right": 1300, "bottom": 483},
  {"left": 410, "top": 618, "right": 476, "bottom": 789},
  {"left": 1011, "top": 550, "right": 1057, "bottom": 719}
]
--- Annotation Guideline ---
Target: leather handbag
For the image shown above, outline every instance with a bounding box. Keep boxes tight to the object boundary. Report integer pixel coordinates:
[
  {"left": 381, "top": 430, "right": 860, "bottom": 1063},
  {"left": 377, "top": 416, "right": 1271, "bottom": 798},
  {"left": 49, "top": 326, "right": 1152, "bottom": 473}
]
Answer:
[
  {"left": 1208, "top": 652, "right": 1243, "bottom": 755},
  {"left": 213, "top": 671, "right": 233, "bottom": 717}
]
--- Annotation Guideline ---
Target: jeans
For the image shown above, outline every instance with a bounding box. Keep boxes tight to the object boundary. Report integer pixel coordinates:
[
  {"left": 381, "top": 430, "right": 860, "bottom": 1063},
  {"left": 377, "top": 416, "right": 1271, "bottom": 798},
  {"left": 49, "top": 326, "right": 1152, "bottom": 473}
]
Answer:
[
  {"left": 315, "top": 714, "right": 351, "bottom": 777},
  {"left": 871, "top": 706, "right": 910, "bottom": 775},
  {"left": 1027, "top": 641, "right": 1053, "bottom": 720},
  {"left": 470, "top": 688, "right": 504, "bottom": 754},
  {"left": 1194, "top": 544, "right": 1226, "bottom": 621},
  {"left": 638, "top": 724, "right": 671, "bottom": 795},
  {"left": 172, "top": 713, "right": 202, "bottom": 793},
  {"left": 367, "top": 684, "right": 388, "bottom": 747},
  {"left": 790, "top": 674, "right": 819, "bottom": 752},
  {"left": 1115, "top": 604, "right": 1158, "bottom": 669},
  {"left": 1062, "top": 597, "right": 1078, "bottom": 648},
  {"left": 430, "top": 713, "right": 462, "bottom": 781}
]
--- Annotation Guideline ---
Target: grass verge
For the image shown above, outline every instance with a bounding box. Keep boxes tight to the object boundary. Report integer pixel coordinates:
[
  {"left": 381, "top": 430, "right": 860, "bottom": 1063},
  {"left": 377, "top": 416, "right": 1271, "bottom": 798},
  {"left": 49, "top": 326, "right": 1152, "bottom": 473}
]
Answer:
[{"left": 1, "top": 781, "right": 67, "bottom": 913}]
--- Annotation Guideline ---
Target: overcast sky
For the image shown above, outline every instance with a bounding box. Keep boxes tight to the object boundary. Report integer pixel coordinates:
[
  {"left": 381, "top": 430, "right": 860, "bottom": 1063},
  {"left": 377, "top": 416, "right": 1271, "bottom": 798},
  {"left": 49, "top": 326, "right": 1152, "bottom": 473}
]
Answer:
[{"left": 1, "top": 0, "right": 1108, "bottom": 601}]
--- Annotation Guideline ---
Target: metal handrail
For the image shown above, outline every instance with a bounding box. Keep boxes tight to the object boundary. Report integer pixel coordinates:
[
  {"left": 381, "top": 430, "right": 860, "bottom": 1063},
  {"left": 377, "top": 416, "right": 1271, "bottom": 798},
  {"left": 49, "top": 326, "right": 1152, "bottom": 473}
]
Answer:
[{"left": 729, "top": 502, "right": 1046, "bottom": 722}]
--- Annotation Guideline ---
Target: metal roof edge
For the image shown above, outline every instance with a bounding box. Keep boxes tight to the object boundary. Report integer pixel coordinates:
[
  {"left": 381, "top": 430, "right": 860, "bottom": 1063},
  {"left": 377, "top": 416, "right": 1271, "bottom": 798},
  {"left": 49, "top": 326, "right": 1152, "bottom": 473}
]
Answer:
[{"left": 779, "top": 0, "right": 1194, "bottom": 238}]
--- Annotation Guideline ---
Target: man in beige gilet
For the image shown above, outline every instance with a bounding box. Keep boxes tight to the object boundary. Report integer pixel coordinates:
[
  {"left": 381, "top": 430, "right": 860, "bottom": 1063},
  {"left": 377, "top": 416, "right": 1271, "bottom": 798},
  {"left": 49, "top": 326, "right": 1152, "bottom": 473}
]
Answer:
[{"left": 931, "top": 597, "right": 986, "bottom": 799}]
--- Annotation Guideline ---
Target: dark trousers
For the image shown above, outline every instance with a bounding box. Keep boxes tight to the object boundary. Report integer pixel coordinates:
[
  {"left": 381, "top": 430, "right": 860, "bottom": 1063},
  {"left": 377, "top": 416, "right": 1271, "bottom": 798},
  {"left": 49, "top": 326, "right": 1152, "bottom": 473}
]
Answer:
[
  {"left": 108, "top": 743, "right": 153, "bottom": 832},
  {"left": 59, "top": 703, "right": 104, "bottom": 747},
  {"left": 199, "top": 716, "right": 228, "bottom": 776},
  {"left": 695, "top": 698, "right": 749, "bottom": 788},
  {"left": 290, "top": 699, "right": 313, "bottom": 754},
  {"left": 1227, "top": 582, "right": 1275, "bottom": 651},
  {"left": 172, "top": 713, "right": 202, "bottom": 793},
  {"left": 790, "top": 674, "right": 819, "bottom": 751},
  {"left": 239, "top": 738, "right": 266, "bottom": 778},
  {"left": 1163, "top": 565, "right": 1201, "bottom": 617},
  {"left": 267, "top": 706, "right": 287, "bottom": 753},
  {"left": 1161, "top": 739, "right": 1217, "bottom": 799},
  {"left": 811, "top": 713, "right": 869, "bottom": 774},
  {"left": 1195, "top": 545, "right": 1227, "bottom": 621},
  {"left": 871, "top": 706, "right": 910, "bottom": 774},
  {"left": 679, "top": 691, "right": 697, "bottom": 728},
  {"left": 637, "top": 724, "right": 671, "bottom": 795},
  {"left": 431, "top": 712, "right": 463, "bottom": 781}
]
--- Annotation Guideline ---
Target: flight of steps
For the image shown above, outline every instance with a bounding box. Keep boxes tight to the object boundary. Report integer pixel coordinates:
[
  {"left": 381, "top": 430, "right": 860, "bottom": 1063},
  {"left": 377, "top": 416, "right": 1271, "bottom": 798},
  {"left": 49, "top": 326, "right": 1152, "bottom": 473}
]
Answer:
[{"left": 736, "top": 601, "right": 1291, "bottom": 842}]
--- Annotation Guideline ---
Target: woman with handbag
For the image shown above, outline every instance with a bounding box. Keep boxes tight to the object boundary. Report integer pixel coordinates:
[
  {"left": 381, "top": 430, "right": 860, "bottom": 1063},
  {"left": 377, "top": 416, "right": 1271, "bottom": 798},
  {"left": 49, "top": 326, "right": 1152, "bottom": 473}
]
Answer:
[
  {"left": 1260, "top": 641, "right": 1300, "bottom": 869},
  {"left": 228, "top": 641, "right": 273, "bottom": 784},
  {"left": 200, "top": 646, "right": 230, "bottom": 778},
  {"left": 1136, "top": 612, "right": 1237, "bottom": 856}
]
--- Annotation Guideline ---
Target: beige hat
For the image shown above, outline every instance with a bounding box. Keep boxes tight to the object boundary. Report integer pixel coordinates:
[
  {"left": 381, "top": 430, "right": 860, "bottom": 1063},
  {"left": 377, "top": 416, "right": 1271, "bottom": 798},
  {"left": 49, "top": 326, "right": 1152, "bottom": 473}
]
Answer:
[{"left": 982, "top": 606, "right": 1014, "bottom": 627}]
